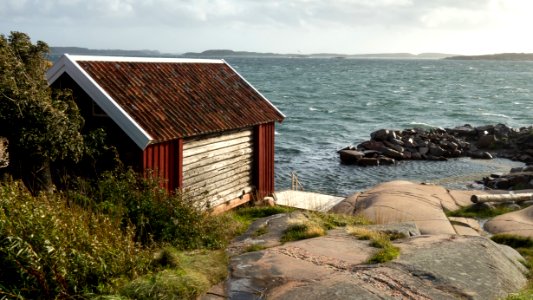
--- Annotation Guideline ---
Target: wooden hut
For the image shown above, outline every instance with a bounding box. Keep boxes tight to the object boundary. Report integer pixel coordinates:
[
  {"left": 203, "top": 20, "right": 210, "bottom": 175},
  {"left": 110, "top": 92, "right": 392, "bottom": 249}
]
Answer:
[{"left": 47, "top": 55, "right": 284, "bottom": 212}]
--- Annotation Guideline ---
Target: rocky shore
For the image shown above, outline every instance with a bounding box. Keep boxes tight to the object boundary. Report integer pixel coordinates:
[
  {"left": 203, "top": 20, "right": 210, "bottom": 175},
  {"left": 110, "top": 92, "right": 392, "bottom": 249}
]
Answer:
[
  {"left": 211, "top": 181, "right": 531, "bottom": 299},
  {"left": 339, "top": 124, "right": 533, "bottom": 167}
]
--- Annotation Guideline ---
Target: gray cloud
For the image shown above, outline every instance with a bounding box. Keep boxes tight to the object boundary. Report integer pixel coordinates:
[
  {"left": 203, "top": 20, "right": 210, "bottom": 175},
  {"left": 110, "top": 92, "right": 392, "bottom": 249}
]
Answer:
[{"left": 1, "top": 0, "right": 530, "bottom": 54}]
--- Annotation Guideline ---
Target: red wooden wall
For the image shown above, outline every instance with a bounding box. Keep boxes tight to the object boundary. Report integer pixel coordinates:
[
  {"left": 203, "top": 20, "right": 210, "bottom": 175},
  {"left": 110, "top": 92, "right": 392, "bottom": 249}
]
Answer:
[
  {"left": 255, "top": 122, "right": 276, "bottom": 198},
  {"left": 143, "top": 139, "right": 183, "bottom": 191},
  {"left": 143, "top": 123, "right": 276, "bottom": 202}
]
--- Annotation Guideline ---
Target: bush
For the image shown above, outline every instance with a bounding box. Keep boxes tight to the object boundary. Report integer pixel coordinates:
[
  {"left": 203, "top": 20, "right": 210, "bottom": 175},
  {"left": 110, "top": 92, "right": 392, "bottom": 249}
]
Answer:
[
  {"left": 0, "top": 180, "right": 151, "bottom": 298},
  {"left": 68, "top": 168, "right": 244, "bottom": 249}
]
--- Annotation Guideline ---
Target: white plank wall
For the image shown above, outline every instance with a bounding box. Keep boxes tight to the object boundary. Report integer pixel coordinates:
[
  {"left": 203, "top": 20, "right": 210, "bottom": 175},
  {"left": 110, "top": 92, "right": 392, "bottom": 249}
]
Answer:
[{"left": 183, "top": 128, "right": 254, "bottom": 208}]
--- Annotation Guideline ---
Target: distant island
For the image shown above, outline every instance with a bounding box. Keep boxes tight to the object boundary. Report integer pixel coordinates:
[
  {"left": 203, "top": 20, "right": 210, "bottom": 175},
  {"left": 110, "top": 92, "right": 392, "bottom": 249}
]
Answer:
[
  {"left": 180, "top": 49, "right": 454, "bottom": 59},
  {"left": 48, "top": 47, "right": 454, "bottom": 61},
  {"left": 445, "top": 53, "right": 533, "bottom": 61},
  {"left": 48, "top": 47, "right": 533, "bottom": 62}
]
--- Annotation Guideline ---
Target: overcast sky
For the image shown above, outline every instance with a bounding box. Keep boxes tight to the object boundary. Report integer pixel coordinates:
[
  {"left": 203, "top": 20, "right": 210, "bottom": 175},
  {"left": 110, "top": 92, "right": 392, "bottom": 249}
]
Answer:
[{"left": 1, "top": 0, "right": 532, "bottom": 55}]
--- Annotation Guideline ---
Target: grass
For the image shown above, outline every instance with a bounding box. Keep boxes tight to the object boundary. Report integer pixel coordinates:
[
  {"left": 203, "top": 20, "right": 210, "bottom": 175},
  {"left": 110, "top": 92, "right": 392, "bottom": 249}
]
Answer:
[
  {"left": 491, "top": 234, "right": 533, "bottom": 299},
  {"left": 119, "top": 249, "right": 227, "bottom": 300},
  {"left": 230, "top": 205, "right": 296, "bottom": 228},
  {"left": 281, "top": 223, "right": 326, "bottom": 243},
  {"left": 252, "top": 225, "right": 269, "bottom": 237},
  {"left": 280, "top": 211, "right": 371, "bottom": 243},
  {"left": 446, "top": 204, "right": 519, "bottom": 219},
  {"left": 244, "top": 244, "right": 267, "bottom": 253},
  {"left": 348, "top": 227, "right": 401, "bottom": 263}
]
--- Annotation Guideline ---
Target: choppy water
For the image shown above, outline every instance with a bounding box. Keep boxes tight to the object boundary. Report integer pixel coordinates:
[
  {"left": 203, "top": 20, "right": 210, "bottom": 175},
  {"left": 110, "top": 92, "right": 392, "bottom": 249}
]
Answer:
[{"left": 226, "top": 57, "right": 533, "bottom": 196}]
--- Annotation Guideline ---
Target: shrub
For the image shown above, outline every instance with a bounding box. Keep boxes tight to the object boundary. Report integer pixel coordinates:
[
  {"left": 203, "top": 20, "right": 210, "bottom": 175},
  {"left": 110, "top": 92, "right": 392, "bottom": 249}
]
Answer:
[
  {"left": 67, "top": 168, "right": 244, "bottom": 249},
  {"left": 0, "top": 180, "right": 151, "bottom": 298}
]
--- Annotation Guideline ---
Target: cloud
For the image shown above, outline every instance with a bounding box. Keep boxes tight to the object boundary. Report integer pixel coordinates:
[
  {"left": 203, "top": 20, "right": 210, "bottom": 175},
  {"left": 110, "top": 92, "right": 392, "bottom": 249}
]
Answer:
[{"left": 2, "top": 0, "right": 533, "bottom": 54}]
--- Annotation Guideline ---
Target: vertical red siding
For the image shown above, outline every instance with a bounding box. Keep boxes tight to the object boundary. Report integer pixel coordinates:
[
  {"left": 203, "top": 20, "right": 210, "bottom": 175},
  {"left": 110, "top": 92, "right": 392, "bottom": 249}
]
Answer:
[
  {"left": 143, "top": 139, "right": 183, "bottom": 192},
  {"left": 255, "top": 122, "right": 276, "bottom": 198},
  {"left": 177, "top": 139, "right": 183, "bottom": 188}
]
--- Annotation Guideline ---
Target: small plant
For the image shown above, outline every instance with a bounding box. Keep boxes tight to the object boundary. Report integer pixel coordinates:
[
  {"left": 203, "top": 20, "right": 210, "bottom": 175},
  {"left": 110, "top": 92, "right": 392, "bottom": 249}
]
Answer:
[
  {"left": 491, "top": 234, "right": 533, "bottom": 299},
  {"left": 252, "top": 225, "right": 269, "bottom": 237},
  {"left": 307, "top": 211, "right": 371, "bottom": 229},
  {"left": 348, "top": 227, "right": 400, "bottom": 263},
  {"left": 281, "top": 223, "right": 325, "bottom": 243},
  {"left": 446, "top": 204, "right": 518, "bottom": 219},
  {"left": 492, "top": 234, "right": 533, "bottom": 249},
  {"left": 245, "top": 244, "right": 267, "bottom": 252}
]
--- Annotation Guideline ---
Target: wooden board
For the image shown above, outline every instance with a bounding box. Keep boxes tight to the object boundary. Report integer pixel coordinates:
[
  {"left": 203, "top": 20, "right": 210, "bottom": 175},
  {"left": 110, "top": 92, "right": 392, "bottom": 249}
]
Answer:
[{"left": 183, "top": 127, "right": 254, "bottom": 207}]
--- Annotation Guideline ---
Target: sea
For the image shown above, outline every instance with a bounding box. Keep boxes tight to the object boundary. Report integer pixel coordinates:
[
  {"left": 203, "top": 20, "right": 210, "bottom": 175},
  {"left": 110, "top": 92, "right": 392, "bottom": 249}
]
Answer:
[{"left": 226, "top": 57, "right": 533, "bottom": 196}]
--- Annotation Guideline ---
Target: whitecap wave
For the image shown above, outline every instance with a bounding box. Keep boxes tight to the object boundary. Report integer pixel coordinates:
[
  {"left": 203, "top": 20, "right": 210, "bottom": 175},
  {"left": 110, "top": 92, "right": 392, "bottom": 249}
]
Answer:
[
  {"left": 408, "top": 122, "right": 440, "bottom": 129},
  {"left": 481, "top": 112, "right": 512, "bottom": 119},
  {"left": 309, "top": 107, "right": 319, "bottom": 111}
]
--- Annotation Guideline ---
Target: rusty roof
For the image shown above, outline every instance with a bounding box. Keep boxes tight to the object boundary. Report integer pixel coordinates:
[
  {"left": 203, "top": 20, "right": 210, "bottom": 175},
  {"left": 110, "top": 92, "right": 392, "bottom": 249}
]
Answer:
[{"left": 47, "top": 55, "right": 284, "bottom": 147}]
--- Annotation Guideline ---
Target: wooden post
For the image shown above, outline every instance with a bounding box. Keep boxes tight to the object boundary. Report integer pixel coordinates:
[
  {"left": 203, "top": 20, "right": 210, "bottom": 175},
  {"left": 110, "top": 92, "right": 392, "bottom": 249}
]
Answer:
[{"left": 471, "top": 193, "right": 533, "bottom": 203}]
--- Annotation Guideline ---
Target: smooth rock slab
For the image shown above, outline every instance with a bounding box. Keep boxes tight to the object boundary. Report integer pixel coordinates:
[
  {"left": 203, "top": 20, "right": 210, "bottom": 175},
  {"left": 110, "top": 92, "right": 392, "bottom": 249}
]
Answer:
[
  {"left": 485, "top": 205, "right": 533, "bottom": 238},
  {"left": 226, "top": 231, "right": 527, "bottom": 300},
  {"left": 354, "top": 181, "right": 459, "bottom": 234}
]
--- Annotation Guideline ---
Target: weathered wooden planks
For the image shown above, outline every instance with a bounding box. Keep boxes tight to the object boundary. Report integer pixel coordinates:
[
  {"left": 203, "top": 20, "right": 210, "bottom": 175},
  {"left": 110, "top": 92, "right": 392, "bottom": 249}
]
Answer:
[
  {"left": 184, "top": 129, "right": 252, "bottom": 150},
  {"left": 183, "top": 127, "right": 254, "bottom": 207}
]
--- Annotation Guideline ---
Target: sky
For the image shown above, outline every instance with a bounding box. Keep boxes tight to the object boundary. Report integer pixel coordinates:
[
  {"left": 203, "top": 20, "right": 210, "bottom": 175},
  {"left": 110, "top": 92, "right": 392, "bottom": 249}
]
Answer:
[{"left": 1, "top": 0, "right": 533, "bottom": 55}]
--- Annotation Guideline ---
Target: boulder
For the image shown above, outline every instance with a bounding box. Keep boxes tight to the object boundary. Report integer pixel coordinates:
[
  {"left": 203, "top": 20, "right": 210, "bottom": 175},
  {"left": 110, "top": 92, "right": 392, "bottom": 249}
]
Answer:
[
  {"left": 429, "top": 144, "right": 446, "bottom": 157},
  {"left": 485, "top": 206, "right": 533, "bottom": 238},
  {"left": 418, "top": 146, "right": 429, "bottom": 155},
  {"left": 495, "top": 123, "right": 512, "bottom": 138},
  {"left": 380, "top": 146, "right": 403, "bottom": 160},
  {"left": 354, "top": 181, "right": 459, "bottom": 234},
  {"left": 357, "top": 157, "right": 379, "bottom": 166},
  {"left": 370, "top": 129, "right": 390, "bottom": 141},
  {"left": 448, "top": 124, "right": 476, "bottom": 136},
  {"left": 359, "top": 140, "right": 385, "bottom": 151},
  {"left": 470, "top": 151, "right": 493, "bottom": 159},
  {"left": 338, "top": 149, "right": 364, "bottom": 165},
  {"left": 378, "top": 157, "right": 395, "bottom": 165},
  {"left": 477, "top": 134, "right": 497, "bottom": 149},
  {"left": 383, "top": 140, "right": 404, "bottom": 153}
]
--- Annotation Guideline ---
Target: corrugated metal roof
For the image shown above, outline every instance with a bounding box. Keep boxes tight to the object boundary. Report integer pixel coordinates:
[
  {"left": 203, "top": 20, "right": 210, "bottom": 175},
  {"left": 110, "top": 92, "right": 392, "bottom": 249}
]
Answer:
[{"left": 71, "top": 57, "right": 284, "bottom": 143}]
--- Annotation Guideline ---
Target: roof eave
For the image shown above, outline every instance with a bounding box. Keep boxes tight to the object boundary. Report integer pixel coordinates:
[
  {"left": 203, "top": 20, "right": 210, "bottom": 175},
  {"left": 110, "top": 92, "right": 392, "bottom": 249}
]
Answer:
[{"left": 46, "top": 54, "right": 153, "bottom": 150}]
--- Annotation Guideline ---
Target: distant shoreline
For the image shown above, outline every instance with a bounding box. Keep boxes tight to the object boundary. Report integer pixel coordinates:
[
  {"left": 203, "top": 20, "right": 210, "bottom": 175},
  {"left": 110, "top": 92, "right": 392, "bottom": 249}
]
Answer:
[
  {"left": 48, "top": 47, "right": 533, "bottom": 62},
  {"left": 48, "top": 47, "right": 454, "bottom": 61},
  {"left": 445, "top": 53, "right": 533, "bottom": 61}
]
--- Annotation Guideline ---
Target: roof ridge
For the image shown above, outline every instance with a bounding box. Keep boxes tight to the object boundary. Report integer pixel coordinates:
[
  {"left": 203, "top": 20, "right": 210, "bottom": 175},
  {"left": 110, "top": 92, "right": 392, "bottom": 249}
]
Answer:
[{"left": 65, "top": 54, "right": 224, "bottom": 64}]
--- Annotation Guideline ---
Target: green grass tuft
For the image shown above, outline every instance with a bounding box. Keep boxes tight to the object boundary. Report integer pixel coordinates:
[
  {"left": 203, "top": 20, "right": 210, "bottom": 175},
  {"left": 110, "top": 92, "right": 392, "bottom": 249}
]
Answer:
[
  {"left": 252, "top": 225, "right": 269, "bottom": 237},
  {"left": 281, "top": 223, "right": 325, "bottom": 243},
  {"left": 490, "top": 234, "right": 533, "bottom": 299},
  {"left": 447, "top": 204, "right": 519, "bottom": 219},
  {"left": 348, "top": 227, "right": 400, "bottom": 263},
  {"left": 120, "top": 249, "right": 227, "bottom": 300},
  {"left": 244, "top": 244, "right": 267, "bottom": 252},
  {"left": 492, "top": 234, "right": 533, "bottom": 249}
]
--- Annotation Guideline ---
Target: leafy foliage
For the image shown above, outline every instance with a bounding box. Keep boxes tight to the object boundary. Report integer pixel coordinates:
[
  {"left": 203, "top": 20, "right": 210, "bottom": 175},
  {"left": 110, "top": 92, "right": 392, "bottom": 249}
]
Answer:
[
  {"left": 0, "top": 31, "right": 85, "bottom": 192},
  {"left": 0, "top": 179, "right": 151, "bottom": 298},
  {"left": 67, "top": 168, "right": 244, "bottom": 249}
]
